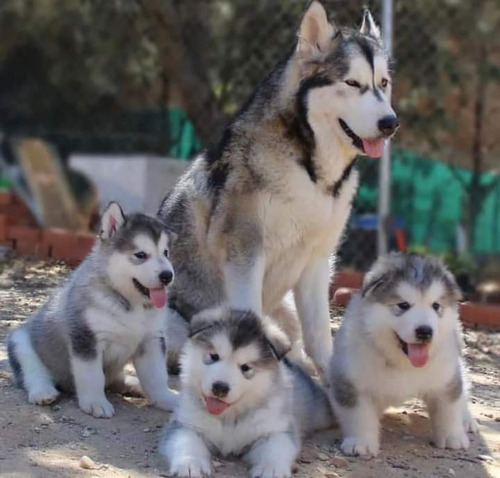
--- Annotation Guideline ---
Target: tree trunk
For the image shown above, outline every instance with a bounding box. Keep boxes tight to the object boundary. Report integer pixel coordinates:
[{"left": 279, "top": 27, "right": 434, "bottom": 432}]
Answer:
[{"left": 138, "top": 0, "right": 226, "bottom": 146}]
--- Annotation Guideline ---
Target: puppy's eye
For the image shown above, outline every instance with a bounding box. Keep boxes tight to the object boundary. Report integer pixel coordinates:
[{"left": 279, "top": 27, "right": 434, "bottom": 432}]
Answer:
[
  {"left": 134, "top": 251, "right": 147, "bottom": 260},
  {"left": 397, "top": 302, "right": 411, "bottom": 312},
  {"left": 209, "top": 353, "right": 220, "bottom": 363},
  {"left": 345, "top": 79, "right": 361, "bottom": 88},
  {"left": 432, "top": 302, "right": 441, "bottom": 312},
  {"left": 240, "top": 364, "right": 251, "bottom": 374},
  {"left": 163, "top": 249, "right": 169, "bottom": 258},
  {"left": 381, "top": 78, "right": 389, "bottom": 88}
]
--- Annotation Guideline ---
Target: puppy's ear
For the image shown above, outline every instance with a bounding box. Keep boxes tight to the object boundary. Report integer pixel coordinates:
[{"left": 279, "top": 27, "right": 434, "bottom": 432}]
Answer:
[
  {"left": 361, "top": 272, "right": 390, "bottom": 299},
  {"left": 189, "top": 308, "right": 222, "bottom": 339},
  {"left": 100, "top": 202, "right": 126, "bottom": 240},
  {"left": 167, "top": 229, "right": 178, "bottom": 246},
  {"left": 263, "top": 321, "right": 291, "bottom": 361}
]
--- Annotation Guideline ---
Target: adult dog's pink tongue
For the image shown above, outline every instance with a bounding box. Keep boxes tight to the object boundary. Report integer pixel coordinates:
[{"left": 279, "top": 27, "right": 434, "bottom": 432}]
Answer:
[
  {"left": 407, "top": 343, "right": 430, "bottom": 367},
  {"left": 205, "top": 397, "right": 230, "bottom": 415},
  {"left": 149, "top": 288, "right": 167, "bottom": 308},
  {"left": 362, "top": 138, "right": 384, "bottom": 158}
]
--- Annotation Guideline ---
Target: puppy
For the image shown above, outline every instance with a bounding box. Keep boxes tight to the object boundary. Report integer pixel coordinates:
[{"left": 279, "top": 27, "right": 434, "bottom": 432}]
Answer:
[
  {"left": 328, "top": 253, "right": 478, "bottom": 457},
  {"left": 160, "top": 308, "right": 333, "bottom": 477},
  {"left": 8, "top": 202, "right": 178, "bottom": 417}
]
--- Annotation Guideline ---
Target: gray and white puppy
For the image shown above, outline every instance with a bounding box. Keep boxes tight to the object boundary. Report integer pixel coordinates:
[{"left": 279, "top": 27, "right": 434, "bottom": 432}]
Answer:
[
  {"left": 161, "top": 308, "right": 333, "bottom": 478},
  {"left": 7, "top": 202, "right": 178, "bottom": 418},
  {"left": 328, "top": 253, "right": 478, "bottom": 457}
]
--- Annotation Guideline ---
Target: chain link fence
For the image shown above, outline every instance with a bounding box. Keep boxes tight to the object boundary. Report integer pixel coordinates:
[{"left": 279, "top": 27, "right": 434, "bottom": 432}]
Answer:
[{"left": 0, "top": 0, "right": 499, "bottom": 279}]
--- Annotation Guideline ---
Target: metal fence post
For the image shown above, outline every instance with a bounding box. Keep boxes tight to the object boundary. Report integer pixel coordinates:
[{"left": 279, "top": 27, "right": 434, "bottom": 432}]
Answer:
[{"left": 378, "top": 0, "right": 394, "bottom": 256}]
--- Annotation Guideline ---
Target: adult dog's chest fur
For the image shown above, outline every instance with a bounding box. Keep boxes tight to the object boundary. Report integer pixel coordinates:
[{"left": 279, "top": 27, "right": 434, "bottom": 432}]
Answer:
[{"left": 257, "top": 165, "right": 358, "bottom": 307}]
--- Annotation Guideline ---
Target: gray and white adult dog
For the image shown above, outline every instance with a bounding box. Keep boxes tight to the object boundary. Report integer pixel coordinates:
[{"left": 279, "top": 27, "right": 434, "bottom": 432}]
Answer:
[
  {"left": 328, "top": 253, "right": 478, "bottom": 457},
  {"left": 160, "top": 308, "right": 333, "bottom": 478},
  {"left": 159, "top": 2, "right": 399, "bottom": 378},
  {"left": 7, "top": 202, "right": 178, "bottom": 418}
]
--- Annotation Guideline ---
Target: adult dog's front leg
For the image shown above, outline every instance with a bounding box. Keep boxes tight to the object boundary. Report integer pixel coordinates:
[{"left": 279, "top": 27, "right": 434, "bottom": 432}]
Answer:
[
  {"left": 293, "top": 255, "right": 332, "bottom": 377},
  {"left": 223, "top": 219, "right": 265, "bottom": 314}
]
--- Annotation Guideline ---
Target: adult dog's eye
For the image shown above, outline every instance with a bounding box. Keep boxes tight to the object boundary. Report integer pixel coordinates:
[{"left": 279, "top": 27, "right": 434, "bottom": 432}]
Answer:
[
  {"left": 134, "top": 251, "right": 147, "bottom": 260},
  {"left": 163, "top": 249, "right": 169, "bottom": 258},
  {"left": 209, "top": 353, "right": 220, "bottom": 363},
  {"left": 240, "top": 364, "right": 251, "bottom": 374},
  {"left": 432, "top": 302, "right": 441, "bottom": 312},
  {"left": 345, "top": 79, "right": 361, "bottom": 88},
  {"left": 397, "top": 301, "right": 411, "bottom": 312},
  {"left": 381, "top": 78, "right": 389, "bottom": 88}
]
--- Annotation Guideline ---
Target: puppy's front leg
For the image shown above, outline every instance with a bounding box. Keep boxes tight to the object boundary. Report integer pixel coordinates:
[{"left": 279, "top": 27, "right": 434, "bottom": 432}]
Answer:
[
  {"left": 246, "top": 432, "right": 299, "bottom": 478},
  {"left": 425, "top": 377, "right": 476, "bottom": 450},
  {"left": 160, "top": 422, "right": 212, "bottom": 478},
  {"left": 294, "top": 255, "right": 332, "bottom": 377},
  {"left": 330, "top": 377, "right": 380, "bottom": 457},
  {"left": 133, "top": 336, "right": 178, "bottom": 411},
  {"left": 72, "top": 352, "right": 115, "bottom": 418}
]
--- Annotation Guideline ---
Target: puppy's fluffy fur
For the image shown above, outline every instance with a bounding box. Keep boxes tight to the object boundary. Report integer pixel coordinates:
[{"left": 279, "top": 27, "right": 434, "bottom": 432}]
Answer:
[
  {"left": 8, "top": 202, "right": 178, "bottom": 417},
  {"left": 161, "top": 308, "right": 333, "bottom": 478},
  {"left": 328, "top": 253, "right": 478, "bottom": 456}
]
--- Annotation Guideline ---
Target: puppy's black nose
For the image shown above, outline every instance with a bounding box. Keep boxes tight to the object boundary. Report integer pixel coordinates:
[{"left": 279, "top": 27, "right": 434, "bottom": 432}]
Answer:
[
  {"left": 212, "top": 381, "right": 230, "bottom": 398},
  {"left": 159, "top": 270, "right": 173, "bottom": 285},
  {"left": 378, "top": 115, "right": 399, "bottom": 137},
  {"left": 415, "top": 326, "right": 433, "bottom": 342}
]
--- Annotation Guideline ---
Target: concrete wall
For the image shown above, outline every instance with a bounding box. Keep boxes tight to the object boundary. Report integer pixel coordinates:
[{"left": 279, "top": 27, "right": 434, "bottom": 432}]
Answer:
[{"left": 69, "top": 155, "right": 189, "bottom": 214}]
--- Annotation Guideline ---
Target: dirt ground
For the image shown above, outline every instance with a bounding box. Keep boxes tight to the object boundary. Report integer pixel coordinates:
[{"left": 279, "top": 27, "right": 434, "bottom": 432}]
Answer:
[{"left": 0, "top": 259, "right": 498, "bottom": 478}]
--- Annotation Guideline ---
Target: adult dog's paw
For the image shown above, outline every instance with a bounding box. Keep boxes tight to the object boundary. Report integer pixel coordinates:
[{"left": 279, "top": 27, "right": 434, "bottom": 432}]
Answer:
[
  {"left": 78, "top": 396, "right": 115, "bottom": 418},
  {"left": 250, "top": 462, "right": 292, "bottom": 478},
  {"left": 341, "top": 436, "right": 379, "bottom": 457},
  {"left": 170, "top": 457, "right": 211, "bottom": 478},
  {"left": 434, "top": 429, "right": 470, "bottom": 450}
]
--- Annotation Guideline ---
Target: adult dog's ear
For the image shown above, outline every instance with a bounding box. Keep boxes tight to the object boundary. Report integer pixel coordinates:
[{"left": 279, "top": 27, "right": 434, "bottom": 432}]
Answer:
[
  {"left": 100, "top": 202, "right": 126, "bottom": 240},
  {"left": 297, "top": 1, "right": 336, "bottom": 58},
  {"left": 263, "top": 321, "right": 291, "bottom": 361},
  {"left": 360, "top": 9, "right": 381, "bottom": 41}
]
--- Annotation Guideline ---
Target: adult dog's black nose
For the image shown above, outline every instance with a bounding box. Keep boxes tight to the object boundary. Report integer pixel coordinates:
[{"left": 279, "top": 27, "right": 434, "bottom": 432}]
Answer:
[
  {"left": 159, "top": 270, "right": 173, "bottom": 285},
  {"left": 212, "top": 381, "right": 230, "bottom": 398},
  {"left": 415, "top": 326, "right": 433, "bottom": 342},
  {"left": 378, "top": 115, "right": 399, "bottom": 137}
]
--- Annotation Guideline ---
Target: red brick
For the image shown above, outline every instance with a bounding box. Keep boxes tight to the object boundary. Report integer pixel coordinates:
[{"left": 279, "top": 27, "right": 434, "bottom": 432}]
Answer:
[
  {"left": 0, "top": 239, "right": 14, "bottom": 248},
  {"left": 7, "top": 225, "right": 40, "bottom": 242},
  {"left": 43, "top": 229, "right": 80, "bottom": 249},
  {"left": 0, "top": 191, "right": 12, "bottom": 206},
  {"left": 15, "top": 240, "right": 48, "bottom": 258},
  {"left": 77, "top": 233, "right": 97, "bottom": 255},
  {"left": 0, "top": 215, "right": 7, "bottom": 240},
  {"left": 3, "top": 204, "right": 37, "bottom": 226}
]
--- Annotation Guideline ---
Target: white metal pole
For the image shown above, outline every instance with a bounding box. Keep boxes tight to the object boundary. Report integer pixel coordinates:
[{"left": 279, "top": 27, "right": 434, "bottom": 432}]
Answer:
[{"left": 378, "top": 0, "right": 394, "bottom": 255}]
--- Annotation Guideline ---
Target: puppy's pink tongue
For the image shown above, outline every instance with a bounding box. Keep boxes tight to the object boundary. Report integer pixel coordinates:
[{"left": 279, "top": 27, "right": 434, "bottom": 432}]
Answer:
[
  {"left": 407, "top": 343, "right": 430, "bottom": 367},
  {"left": 205, "top": 397, "right": 229, "bottom": 415},
  {"left": 148, "top": 288, "right": 167, "bottom": 308},
  {"left": 362, "top": 138, "right": 384, "bottom": 158}
]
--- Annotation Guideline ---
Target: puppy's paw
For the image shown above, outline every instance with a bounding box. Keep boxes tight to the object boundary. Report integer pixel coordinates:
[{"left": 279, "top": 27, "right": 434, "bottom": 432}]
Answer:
[
  {"left": 170, "top": 456, "right": 211, "bottom": 477},
  {"left": 28, "top": 385, "right": 60, "bottom": 405},
  {"left": 250, "top": 462, "right": 292, "bottom": 478},
  {"left": 78, "top": 396, "right": 115, "bottom": 418},
  {"left": 341, "top": 436, "right": 379, "bottom": 457},
  {"left": 434, "top": 430, "right": 470, "bottom": 450}
]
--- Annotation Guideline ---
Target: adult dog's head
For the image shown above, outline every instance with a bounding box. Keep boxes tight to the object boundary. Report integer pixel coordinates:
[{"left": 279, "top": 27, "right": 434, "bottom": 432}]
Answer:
[
  {"left": 181, "top": 308, "right": 290, "bottom": 418},
  {"left": 292, "top": 2, "right": 398, "bottom": 159}
]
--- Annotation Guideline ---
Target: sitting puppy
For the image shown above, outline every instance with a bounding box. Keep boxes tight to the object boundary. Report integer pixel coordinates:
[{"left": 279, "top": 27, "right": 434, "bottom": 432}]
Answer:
[
  {"left": 160, "top": 308, "right": 333, "bottom": 478},
  {"left": 328, "top": 253, "right": 478, "bottom": 457},
  {"left": 8, "top": 202, "right": 178, "bottom": 418}
]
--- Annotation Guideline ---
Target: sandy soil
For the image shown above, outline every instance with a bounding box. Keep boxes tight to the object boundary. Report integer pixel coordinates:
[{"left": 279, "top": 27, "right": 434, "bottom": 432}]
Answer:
[{"left": 0, "top": 259, "right": 498, "bottom": 478}]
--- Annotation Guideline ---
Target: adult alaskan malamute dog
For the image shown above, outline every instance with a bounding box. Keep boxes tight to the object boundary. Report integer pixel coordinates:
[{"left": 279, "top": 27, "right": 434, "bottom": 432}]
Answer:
[
  {"left": 160, "top": 308, "right": 333, "bottom": 478},
  {"left": 159, "top": 2, "right": 399, "bottom": 378},
  {"left": 7, "top": 202, "right": 178, "bottom": 418},
  {"left": 328, "top": 253, "right": 478, "bottom": 457}
]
